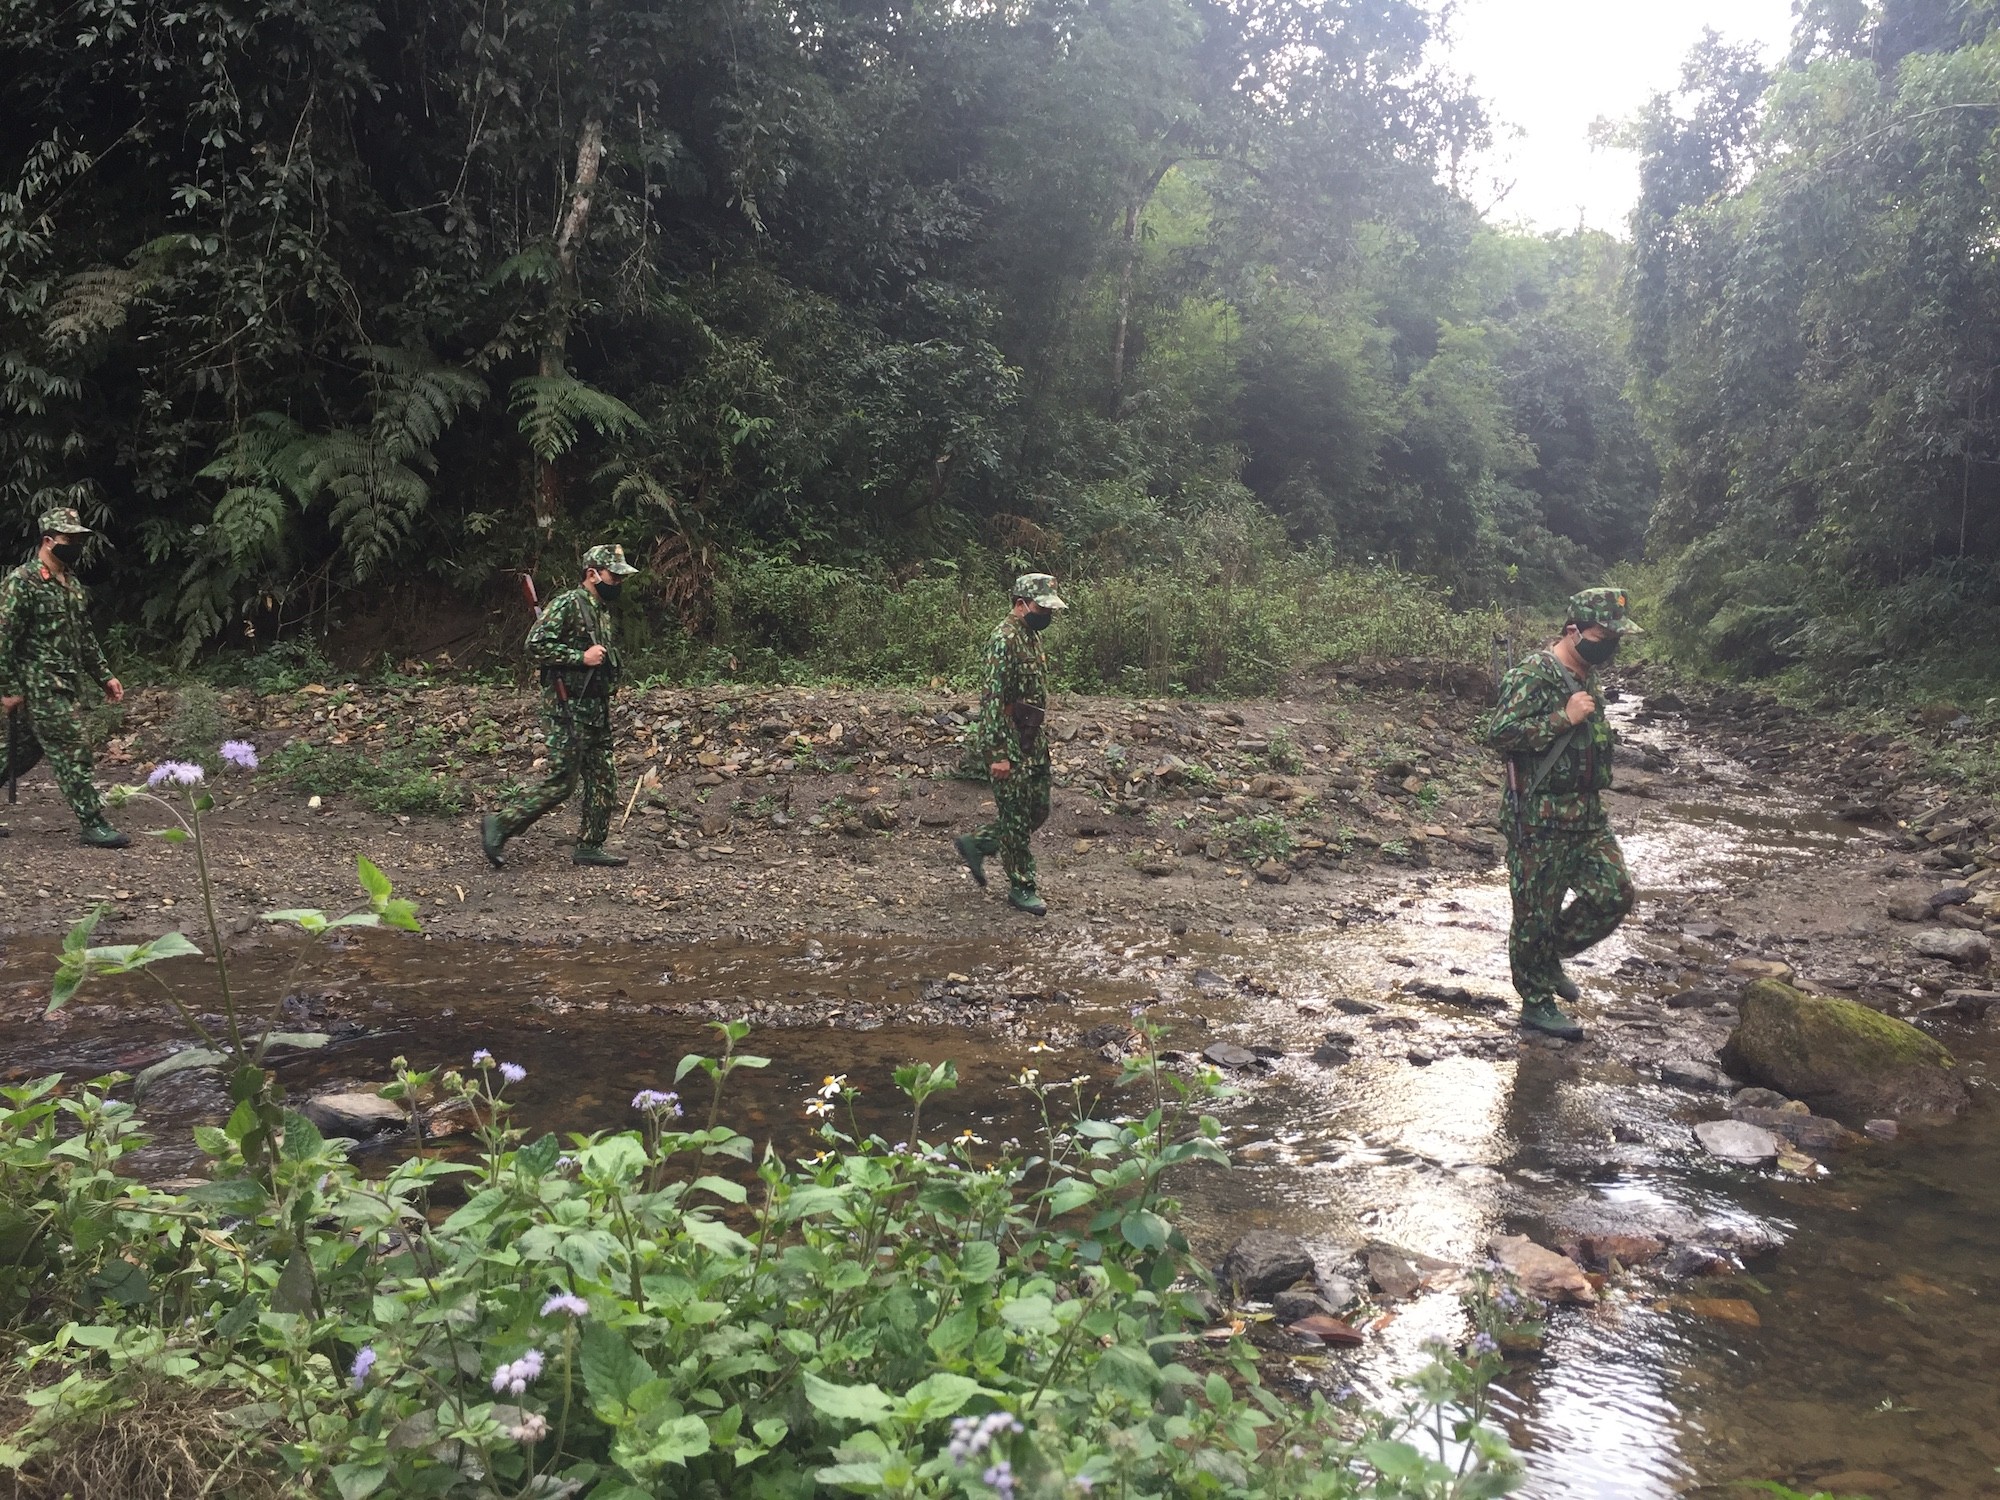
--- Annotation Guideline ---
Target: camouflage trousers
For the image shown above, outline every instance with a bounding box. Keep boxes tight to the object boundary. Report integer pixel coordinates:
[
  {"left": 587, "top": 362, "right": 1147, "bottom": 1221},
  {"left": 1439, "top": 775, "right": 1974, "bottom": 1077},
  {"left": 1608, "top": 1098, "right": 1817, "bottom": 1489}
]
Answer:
[
  {"left": 969, "top": 759, "right": 1051, "bottom": 893},
  {"left": 1504, "top": 821, "right": 1635, "bottom": 1004},
  {"left": 3, "top": 694, "right": 104, "bottom": 825},
  {"left": 496, "top": 694, "right": 615, "bottom": 847}
]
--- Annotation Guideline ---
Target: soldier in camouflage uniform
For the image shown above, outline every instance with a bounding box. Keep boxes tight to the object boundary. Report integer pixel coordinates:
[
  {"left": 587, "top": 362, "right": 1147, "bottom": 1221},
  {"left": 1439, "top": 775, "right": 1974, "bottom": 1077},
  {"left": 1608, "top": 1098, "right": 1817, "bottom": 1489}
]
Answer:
[
  {"left": 481, "top": 544, "right": 638, "bottom": 869},
  {"left": 1481, "top": 587, "right": 1643, "bottom": 1039},
  {"left": 0, "top": 508, "right": 130, "bottom": 847},
  {"left": 956, "top": 573, "right": 1065, "bottom": 916}
]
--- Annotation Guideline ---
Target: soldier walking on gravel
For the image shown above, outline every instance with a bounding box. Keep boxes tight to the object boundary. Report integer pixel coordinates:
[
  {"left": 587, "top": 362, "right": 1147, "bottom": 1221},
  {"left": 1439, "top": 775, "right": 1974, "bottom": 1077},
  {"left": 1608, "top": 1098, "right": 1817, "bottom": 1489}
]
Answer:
[
  {"left": 1481, "top": 587, "right": 1643, "bottom": 1040},
  {"left": 956, "top": 573, "right": 1065, "bottom": 916},
  {"left": 481, "top": 544, "right": 637, "bottom": 869},
  {"left": 0, "top": 508, "right": 130, "bottom": 847}
]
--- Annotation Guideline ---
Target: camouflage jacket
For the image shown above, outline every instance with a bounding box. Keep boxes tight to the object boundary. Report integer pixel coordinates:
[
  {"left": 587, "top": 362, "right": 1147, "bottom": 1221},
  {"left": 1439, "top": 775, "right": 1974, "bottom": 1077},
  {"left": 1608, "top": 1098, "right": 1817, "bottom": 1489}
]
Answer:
[
  {"left": 972, "top": 616, "right": 1050, "bottom": 768},
  {"left": 527, "top": 586, "right": 619, "bottom": 698},
  {"left": 0, "top": 560, "right": 113, "bottom": 701},
  {"left": 1482, "top": 648, "right": 1613, "bottom": 829}
]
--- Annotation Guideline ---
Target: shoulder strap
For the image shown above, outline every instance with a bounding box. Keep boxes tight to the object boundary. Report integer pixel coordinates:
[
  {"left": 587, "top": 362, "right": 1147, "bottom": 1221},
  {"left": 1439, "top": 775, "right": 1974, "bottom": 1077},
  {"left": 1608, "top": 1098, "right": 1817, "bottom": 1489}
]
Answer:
[{"left": 1523, "top": 653, "right": 1591, "bottom": 796}]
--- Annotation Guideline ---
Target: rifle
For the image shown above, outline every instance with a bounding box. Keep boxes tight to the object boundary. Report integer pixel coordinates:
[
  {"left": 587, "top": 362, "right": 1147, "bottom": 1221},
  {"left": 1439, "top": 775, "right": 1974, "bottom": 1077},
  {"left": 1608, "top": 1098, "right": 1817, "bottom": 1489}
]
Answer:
[
  {"left": 5, "top": 704, "right": 16, "bottom": 805},
  {"left": 518, "top": 573, "right": 569, "bottom": 705}
]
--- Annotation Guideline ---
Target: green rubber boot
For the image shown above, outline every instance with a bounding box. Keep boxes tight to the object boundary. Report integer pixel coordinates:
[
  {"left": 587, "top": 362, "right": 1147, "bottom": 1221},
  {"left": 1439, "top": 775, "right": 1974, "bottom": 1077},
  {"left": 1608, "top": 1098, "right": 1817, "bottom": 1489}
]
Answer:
[
  {"left": 480, "top": 814, "right": 507, "bottom": 869},
  {"left": 1519, "top": 999, "right": 1583, "bottom": 1041},
  {"left": 953, "top": 834, "right": 988, "bottom": 888},
  {"left": 573, "top": 844, "right": 628, "bottom": 868},
  {"left": 79, "top": 819, "right": 131, "bottom": 849},
  {"left": 1008, "top": 886, "right": 1047, "bottom": 917}
]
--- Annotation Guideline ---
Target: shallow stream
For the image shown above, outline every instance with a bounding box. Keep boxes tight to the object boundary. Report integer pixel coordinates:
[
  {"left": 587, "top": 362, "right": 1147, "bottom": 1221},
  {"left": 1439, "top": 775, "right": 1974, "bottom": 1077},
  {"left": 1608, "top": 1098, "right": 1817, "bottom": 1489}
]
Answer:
[{"left": 2, "top": 706, "right": 1994, "bottom": 1498}]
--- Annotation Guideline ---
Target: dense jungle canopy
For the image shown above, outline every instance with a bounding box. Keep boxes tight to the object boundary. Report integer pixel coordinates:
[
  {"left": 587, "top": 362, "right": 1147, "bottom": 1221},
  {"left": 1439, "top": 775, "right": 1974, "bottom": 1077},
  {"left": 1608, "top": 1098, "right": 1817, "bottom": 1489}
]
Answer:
[{"left": 0, "top": 0, "right": 1996, "bottom": 689}]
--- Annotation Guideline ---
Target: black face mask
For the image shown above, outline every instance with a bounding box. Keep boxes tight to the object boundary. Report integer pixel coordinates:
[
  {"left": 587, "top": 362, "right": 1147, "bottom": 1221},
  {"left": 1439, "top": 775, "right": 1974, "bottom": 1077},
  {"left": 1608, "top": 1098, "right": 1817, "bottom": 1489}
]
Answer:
[
  {"left": 50, "top": 539, "right": 82, "bottom": 568},
  {"left": 1574, "top": 631, "right": 1619, "bottom": 666},
  {"left": 594, "top": 578, "right": 623, "bottom": 604},
  {"left": 1022, "top": 608, "right": 1053, "bottom": 632}
]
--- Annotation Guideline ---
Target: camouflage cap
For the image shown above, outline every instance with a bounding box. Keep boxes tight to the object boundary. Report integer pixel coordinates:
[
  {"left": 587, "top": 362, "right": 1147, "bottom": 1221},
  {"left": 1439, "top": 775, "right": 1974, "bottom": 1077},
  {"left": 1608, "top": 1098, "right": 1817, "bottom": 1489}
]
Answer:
[
  {"left": 38, "top": 507, "right": 92, "bottom": 536},
  {"left": 1567, "top": 586, "right": 1644, "bottom": 635},
  {"left": 582, "top": 543, "right": 638, "bottom": 576},
  {"left": 1011, "top": 572, "right": 1067, "bottom": 610}
]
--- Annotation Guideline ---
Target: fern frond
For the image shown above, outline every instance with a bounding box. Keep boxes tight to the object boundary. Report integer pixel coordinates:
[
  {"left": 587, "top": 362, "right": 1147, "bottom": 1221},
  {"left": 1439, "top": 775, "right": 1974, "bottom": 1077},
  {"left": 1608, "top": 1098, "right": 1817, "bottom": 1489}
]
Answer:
[{"left": 510, "top": 373, "right": 645, "bottom": 462}]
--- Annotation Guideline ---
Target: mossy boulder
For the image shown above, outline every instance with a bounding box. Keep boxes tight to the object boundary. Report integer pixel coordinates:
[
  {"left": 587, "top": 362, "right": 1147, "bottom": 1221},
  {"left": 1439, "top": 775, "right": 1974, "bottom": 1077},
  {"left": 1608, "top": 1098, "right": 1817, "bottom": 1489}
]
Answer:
[{"left": 1721, "top": 980, "right": 1969, "bottom": 1124}]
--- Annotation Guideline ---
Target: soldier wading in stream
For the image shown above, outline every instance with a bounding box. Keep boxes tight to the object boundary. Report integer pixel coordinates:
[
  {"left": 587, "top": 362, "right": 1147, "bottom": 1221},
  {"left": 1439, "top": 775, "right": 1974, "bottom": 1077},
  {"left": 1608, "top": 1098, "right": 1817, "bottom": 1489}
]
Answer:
[
  {"left": 957, "top": 573, "right": 1066, "bottom": 916},
  {"left": 481, "top": 544, "right": 637, "bottom": 869},
  {"left": 0, "top": 507, "right": 130, "bottom": 848},
  {"left": 1481, "top": 587, "right": 1643, "bottom": 1040}
]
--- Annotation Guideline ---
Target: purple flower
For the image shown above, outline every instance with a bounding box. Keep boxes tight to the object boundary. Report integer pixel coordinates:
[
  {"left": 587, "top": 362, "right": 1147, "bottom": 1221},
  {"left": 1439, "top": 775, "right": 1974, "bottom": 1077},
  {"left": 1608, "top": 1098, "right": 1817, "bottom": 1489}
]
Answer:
[
  {"left": 1471, "top": 1331, "right": 1499, "bottom": 1357},
  {"left": 219, "top": 739, "right": 258, "bottom": 771},
  {"left": 983, "top": 1460, "right": 1017, "bottom": 1500},
  {"left": 147, "top": 760, "right": 205, "bottom": 788},
  {"left": 541, "top": 1292, "right": 589, "bottom": 1319},
  {"left": 490, "top": 1348, "right": 545, "bottom": 1396},
  {"left": 471, "top": 1049, "right": 493, "bottom": 1067},
  {"left": 350, "top": 1345, "right": 376, "bottom": 1389},
  {"left": 499, "top": 1062, "right": 526, "bottom": 1085},
  {"left": 631, "top": 1089, "right": 682, "bottom": 1116},
  {"left": 947, "top": 1411, "right": 1024, "bottom": 1465}
]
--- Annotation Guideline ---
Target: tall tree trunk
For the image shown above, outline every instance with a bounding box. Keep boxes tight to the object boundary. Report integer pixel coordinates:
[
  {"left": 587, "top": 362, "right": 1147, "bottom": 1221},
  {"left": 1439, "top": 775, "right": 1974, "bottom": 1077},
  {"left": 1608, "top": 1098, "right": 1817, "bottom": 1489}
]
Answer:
[
  {"left": 1107, "top": 163, "right": 1171, "bottom": 420},
  {"left": 535, "top": 114, "right": 607, "bottom": 538},
  {"left": 1108, "top": 194, "right": 1141, "bottom": 419}
]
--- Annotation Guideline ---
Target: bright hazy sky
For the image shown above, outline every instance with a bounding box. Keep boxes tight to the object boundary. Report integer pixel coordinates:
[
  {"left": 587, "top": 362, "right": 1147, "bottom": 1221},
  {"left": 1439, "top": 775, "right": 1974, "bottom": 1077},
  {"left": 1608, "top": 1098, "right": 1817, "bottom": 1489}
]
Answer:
[{"left": 1443, "top": 0, "right": 1796, "bottom": 234}]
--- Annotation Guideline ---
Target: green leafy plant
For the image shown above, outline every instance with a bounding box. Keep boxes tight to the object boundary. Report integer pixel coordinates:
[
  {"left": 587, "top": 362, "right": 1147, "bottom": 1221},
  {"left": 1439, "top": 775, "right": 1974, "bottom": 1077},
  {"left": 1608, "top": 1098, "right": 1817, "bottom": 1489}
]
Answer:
[
  {"left": 54, "top": 745, "right": 421, "bottom": 1179},
  {"left": 270, "top": 739, "right": 469, "bottom": 816}
]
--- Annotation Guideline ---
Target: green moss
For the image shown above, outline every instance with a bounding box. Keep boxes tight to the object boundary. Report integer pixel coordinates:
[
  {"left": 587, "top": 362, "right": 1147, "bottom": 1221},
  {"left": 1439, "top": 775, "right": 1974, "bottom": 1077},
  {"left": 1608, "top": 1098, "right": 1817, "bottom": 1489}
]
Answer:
[{"left": 1740, "top": 980, "right": 1956, "bottom": 1071}]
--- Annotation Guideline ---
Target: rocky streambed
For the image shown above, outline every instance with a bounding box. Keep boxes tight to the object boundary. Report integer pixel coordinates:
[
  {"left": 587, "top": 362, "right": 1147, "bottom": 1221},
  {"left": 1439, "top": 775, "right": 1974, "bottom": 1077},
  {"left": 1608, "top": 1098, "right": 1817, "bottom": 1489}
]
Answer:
[{"left": 5, "top": 675, "right": 2000, "bottom": 1496}]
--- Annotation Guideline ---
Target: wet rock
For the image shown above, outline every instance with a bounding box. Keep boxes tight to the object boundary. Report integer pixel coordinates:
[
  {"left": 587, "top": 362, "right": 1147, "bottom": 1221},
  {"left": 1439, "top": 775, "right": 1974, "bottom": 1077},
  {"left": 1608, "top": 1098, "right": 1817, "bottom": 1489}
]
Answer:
[
  {"left": 1721, "top": 979, "right": 1971, "bottom": 1123},
  {"left": 1682, "top": 1297, "right": 1762, "bottom": 1329},
  {"left": 1271, "top": 1288, "right": 1333, "bottom": 1323},
  {"left": 1918, "top": 988, "right": 2000, "bottom": 1020},
  {"left": 1311, "top": 1033, "right": 1355, "bottom": 1066},
  {"left": 1886, "top": 897, "right": 1934, "bottom": 923},
  {"left": 1488, "top": 1234, "right": 1595, "bottom": 1305},
  {"left": 302, "top": 1090, "right": 407, "bottom": 1138},
  {"left": 1659, "top": 1059, "right": 1729, "bottom": 1092},
  {"left": 1410, "top": 980, "right": 1506, "bottom": 1009},
  {"left": 1286, "top": 1313, "right": 1364, "bottom": 1347},
  {"left": 1215, "top": 1232, "right": 1312, "bottom": 1299},
  {"left": 1865, "top": 1118, "right": 1900, "bottom": 1141},
  {"left": 1730, "top": 1086, "right": 1792, "bottom": 1110},
  {"left": 1729, "top": 1105, "right": 1857, "bottom": 1151},
  {"left": 1203, "top": 1042, "right": 1262, "bottom": 1071},
  {"left": 1568, "top": 1233, "right": 1666, "bottom": 1271},
  {"left": 1726, "top": 957, "right": 1795, "bottom": 983},
  {"left": 1664, "top": 987, "right": 1735, "bottom": 1010},
  {"left": 1910, "top": 928, "right": 1991, "bottom": 967},
  {"left": 1365, "top": 1245, "right": 1454, "bottom": 1301},
  {"left": 1694, "top": 1119, "right": 1781, "bottom": 1165},
  {"left": 1331, "top": 997, "right": 1380, "bottom": 1016},
  {"left": 1313, "top": 1271, "right": 1357, "bottom": 1310},
  {"left": 1192, "top": 968, "right": 1230, "bottom": 994},
  {"left": 1664, "top": 1244, "right": 1738, "bottom": 1279},
  {"left": 1929, "top": 885, "right": 1973, "bottom": 910}
]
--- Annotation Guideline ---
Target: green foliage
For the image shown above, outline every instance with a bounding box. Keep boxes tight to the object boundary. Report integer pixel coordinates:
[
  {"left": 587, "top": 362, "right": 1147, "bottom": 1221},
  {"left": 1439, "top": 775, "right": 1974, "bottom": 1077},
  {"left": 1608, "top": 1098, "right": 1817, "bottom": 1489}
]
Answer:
[
  {"left": 1632, "top": 12, "right": 2000, "bottom": 688},
  {"left": 1, "top": 0, "right": 1653, "bottom": 667},
  {"left": 269, "top": 740, "right": 470, "bottom": 816},
  {"left": 0, "top": 1026, "right": 1529, "bottom": 1499},
  {"left": 1223, "top": 815, "right": 1296, "bottom": 863},
  {"left": 163, "top": 684, "right": 227, "bottom": 769}
]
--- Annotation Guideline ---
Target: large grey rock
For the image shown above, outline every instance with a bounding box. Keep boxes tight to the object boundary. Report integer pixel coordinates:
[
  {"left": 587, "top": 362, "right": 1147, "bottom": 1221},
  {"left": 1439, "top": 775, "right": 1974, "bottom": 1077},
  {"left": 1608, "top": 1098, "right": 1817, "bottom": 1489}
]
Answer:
[
  {"left": 301, "top": 1091, "right": 407, "bottom": 1138},
  {"left": 1214, "top": 1232, "right": 1312, "bottom": 1299},
  {"left": 1694, "top": 1119, "right": 1781, "bottom": 1165},
  {"left": 1910, "top": 928, "right": 1991, "bottom": 967},
  {"left": 1721, "top": 979, "right": 1970, "bottom": 1123}
]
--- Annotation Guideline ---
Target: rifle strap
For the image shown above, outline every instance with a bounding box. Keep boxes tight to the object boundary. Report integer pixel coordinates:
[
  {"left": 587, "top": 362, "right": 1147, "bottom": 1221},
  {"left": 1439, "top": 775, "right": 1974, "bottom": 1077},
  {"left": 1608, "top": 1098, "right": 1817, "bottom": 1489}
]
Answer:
[{"left": 1523, "top": 654, "right": 1591, "bottom": 798}]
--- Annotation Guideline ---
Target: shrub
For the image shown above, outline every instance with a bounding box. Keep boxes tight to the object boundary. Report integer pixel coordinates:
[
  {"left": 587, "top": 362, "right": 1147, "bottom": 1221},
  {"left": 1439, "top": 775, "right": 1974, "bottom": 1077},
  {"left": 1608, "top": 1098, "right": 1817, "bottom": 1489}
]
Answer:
[
  {"left": 0, "top": 1030, "right": 1530, "bottom": 1500},
  {"left": 270, "top": 739, "right": 470, "bottom": 816}
]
